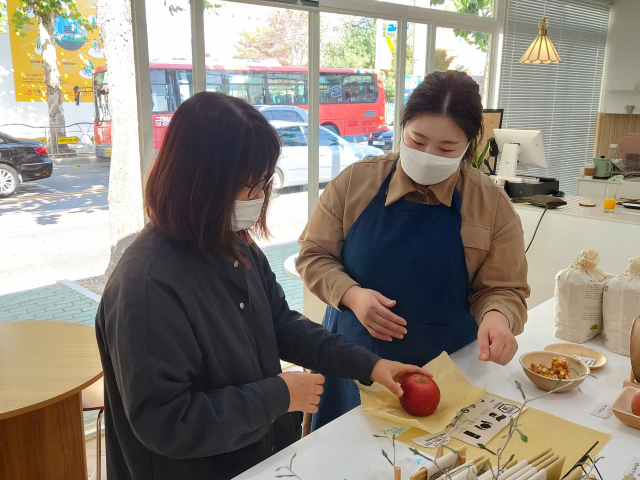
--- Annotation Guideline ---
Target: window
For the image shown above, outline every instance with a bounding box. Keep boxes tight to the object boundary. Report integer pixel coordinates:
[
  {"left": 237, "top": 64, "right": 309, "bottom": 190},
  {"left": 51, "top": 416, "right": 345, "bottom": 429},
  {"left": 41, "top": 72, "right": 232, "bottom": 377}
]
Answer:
[
  {"left": 150, "top": 69, "right": 175, "bottom": 113},
  {"left": 318, "top": 129, "right": 340, "bottom": 147},
  {"left": 225, "top": 71, "right": 267, "bottom": 105},
  {"left": 176, "top": 69, "right": 193, "bottom": 105},
  {"left": 319, "top": 73, "right": 377, "bottom": 104},
  {"left": 93, "top": 72, "right": 111, "bottom": 122},
  {"left": 206, "top": 71, "right": 223, "bottom": 92},
  {"left": 405, "top": 22, "right": 429, "bottom": 105},
  {"left": 435, "top": 27, "right": 491, "bottom": 106},
  {"left": 266, "top": 72, "right": 307, "bottom": 105},
  {"left": 272, "top": 110, "right": 304, "bottom": 122},
  {"left": 498, "top": 0, "right": 610, "bottom": 194},
  {"left": 277, "top": 126, "right": 307, "bottom": 147}
]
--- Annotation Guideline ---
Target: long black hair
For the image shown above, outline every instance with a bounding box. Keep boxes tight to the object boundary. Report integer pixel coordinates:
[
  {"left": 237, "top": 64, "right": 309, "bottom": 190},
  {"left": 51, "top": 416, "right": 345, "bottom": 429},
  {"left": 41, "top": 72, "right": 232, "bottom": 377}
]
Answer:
[{"left": 401, "top": 70, "right": 483, "bottom": 162}]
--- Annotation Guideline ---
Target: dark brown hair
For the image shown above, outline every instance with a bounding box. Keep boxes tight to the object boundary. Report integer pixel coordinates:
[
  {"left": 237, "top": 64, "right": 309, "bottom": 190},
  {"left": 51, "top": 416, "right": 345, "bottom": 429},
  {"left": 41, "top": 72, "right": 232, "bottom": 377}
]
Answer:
[
  {"left": 401, "top": 70, "right": 483, "bottom": 162},
  {"left": 145, "top": 92, "right": 280, "bottom": 265}
]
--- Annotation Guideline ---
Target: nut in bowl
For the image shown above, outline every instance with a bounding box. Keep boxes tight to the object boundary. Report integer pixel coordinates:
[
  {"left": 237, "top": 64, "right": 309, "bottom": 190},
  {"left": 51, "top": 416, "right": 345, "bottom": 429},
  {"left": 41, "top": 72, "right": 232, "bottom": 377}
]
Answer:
[{"left": 519, "top": 351, "right": 590, "bottom": 393}]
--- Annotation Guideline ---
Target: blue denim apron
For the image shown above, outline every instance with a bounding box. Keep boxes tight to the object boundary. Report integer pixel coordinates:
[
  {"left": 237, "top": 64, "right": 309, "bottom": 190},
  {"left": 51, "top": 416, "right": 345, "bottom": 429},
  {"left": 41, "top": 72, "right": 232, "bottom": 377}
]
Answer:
[{"left": 312, "top": 161, "right": 478, "bottom": 431}]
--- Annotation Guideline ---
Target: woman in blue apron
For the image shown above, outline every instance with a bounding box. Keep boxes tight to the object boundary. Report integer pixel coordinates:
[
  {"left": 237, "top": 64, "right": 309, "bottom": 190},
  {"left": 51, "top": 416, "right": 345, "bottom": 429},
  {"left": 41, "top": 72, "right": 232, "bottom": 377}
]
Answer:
[{"left": 297, "top": 71, "right": 530, "bottom": 430}]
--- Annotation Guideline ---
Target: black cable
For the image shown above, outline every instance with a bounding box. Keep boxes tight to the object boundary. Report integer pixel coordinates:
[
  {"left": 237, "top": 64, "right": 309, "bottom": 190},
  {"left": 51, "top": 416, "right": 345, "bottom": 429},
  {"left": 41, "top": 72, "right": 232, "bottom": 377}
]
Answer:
[{"left": 525, "top": 206, "right": 548, "bottom": 254}]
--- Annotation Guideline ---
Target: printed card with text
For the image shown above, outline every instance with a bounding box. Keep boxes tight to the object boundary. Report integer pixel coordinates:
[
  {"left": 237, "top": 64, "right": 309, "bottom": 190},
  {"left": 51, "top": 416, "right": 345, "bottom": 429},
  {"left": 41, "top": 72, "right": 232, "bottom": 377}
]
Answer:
[{"left": 448, "top": 394, "right": 527, "bottom": 446}]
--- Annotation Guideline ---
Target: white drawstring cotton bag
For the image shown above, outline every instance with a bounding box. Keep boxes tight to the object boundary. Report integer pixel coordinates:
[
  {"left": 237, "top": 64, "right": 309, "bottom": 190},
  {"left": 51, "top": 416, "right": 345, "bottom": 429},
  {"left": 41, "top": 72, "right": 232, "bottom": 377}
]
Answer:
[
  {"left": 555, "top": 250, "right": 610, "bottom": 343},
  {"left": 603, "top": 256, "right": 640, "bottom": 356}
]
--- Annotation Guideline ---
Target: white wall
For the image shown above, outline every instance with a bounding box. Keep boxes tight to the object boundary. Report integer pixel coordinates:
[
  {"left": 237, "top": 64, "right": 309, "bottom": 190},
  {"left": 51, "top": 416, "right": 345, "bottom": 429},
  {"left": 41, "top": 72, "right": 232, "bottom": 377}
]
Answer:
[
  {"left": 600, "top": 0, "right": 640, "bottom": 114},
  {"left": 0, "top": 30, "right": 94, "bottom": 139},
  {"left": 515, "top": 203, "right": 640, "bottom": 310}
]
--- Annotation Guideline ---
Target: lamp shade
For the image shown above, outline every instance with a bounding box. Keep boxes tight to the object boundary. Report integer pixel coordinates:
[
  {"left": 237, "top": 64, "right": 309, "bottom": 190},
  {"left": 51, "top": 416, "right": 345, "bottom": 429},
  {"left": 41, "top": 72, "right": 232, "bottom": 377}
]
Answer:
[{"left": 519, "top": 17, "right": 561, "bottom": 64}]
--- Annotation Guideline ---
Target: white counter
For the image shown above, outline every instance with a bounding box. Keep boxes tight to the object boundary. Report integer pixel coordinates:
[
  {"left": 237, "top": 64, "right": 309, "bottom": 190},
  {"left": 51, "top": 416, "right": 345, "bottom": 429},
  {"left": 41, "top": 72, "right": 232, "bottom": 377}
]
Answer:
[
  {"left": 233, "top": 298, "right": 639, "bottom": 480},
  {"left": 577, "top": 177, "right": 640, "bottom": 199},
  {"left": 514, "top": 195, "right": 640, "bottom": 309}
]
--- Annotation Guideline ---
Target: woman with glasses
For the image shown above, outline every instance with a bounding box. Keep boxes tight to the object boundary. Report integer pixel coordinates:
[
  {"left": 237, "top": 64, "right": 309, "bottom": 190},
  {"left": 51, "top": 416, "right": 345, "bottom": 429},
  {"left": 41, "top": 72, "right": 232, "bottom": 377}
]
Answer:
[
  {"left": 95, "top": 92, "right": 427, "bottom": 480},
  {"left": 297, "top": 71, "right": 530, "bottom": 430}
]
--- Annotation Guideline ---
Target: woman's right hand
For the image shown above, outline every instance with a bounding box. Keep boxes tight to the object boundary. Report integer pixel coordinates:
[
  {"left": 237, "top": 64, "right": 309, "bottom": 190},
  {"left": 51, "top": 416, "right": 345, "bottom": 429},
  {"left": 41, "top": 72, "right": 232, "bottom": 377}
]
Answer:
[
  {"left": 278, "top": 372, "right": 325, "bottom": 413},
  {"left": 341, "top": 286, "right": 407, "bottom": 342}
]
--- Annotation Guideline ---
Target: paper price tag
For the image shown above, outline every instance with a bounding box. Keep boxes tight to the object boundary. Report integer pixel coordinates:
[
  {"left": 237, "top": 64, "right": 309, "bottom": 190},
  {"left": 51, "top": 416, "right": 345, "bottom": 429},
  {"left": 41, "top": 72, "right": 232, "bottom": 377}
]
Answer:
[
  {"left": 572, "top": 354, "right": 597, "bottom": 367},
  {"left": 412, "top": 431, "right": 451, "bottom": 449},
  {"left": 625, "top": 457, "right": 640, "bottom": 480},
  {"left": 589, "top": 401, "right": 613, "bottom": 419}
]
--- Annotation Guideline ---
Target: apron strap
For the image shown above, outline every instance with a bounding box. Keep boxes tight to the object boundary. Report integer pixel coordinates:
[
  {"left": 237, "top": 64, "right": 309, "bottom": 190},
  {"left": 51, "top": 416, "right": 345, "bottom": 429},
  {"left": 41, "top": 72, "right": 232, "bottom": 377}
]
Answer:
[{"left": 375, "top": 157, "right": 400, "bottom": 200}]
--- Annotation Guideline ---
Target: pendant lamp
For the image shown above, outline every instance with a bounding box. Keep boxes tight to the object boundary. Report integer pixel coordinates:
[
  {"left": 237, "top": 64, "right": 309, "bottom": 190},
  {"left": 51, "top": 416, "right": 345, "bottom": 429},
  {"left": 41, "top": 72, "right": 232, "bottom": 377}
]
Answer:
[{"left": 519, "top": 17, "right": 561, "bottom": 64}]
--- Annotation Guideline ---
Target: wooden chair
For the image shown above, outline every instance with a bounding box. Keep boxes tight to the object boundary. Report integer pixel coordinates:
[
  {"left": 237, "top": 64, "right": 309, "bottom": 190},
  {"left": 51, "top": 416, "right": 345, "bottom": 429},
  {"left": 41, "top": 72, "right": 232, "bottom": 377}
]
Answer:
[{"left": 82, "top": 377, "right": 105, "bottom": 480}]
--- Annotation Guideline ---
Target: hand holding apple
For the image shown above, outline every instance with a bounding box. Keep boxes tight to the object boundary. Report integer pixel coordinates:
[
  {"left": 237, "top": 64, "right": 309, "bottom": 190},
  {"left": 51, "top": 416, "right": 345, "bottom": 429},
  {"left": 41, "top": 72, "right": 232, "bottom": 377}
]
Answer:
[{"left": 370, "top": 359, "right": 431, "bottom": 397}]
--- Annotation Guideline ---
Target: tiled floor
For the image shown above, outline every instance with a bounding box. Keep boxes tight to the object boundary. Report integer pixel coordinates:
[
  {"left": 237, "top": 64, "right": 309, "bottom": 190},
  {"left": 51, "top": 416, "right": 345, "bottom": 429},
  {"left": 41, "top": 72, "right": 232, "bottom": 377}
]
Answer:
[
  {"left": 261, "top": 241, "right": 302, "bottom": 312},
  {"left": 0, "top": 283, "right": 100, "bottom": 324}
]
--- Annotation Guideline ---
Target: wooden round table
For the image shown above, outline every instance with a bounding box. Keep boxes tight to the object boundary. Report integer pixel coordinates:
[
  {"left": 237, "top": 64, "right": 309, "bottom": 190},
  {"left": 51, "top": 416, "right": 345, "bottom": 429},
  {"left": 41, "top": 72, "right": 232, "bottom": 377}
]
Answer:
[{"left": 0, "top": 321, "right": 103, "bottom": 480}]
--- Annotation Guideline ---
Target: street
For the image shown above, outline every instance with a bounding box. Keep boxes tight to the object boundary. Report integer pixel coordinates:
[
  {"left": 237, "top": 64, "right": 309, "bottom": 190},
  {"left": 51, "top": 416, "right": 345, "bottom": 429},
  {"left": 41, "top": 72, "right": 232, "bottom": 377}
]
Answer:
[
  {"left": 0, "top": 159, "right": 312, "bottom": 296},
  {"left": 0, "top": 160, "right": 111, "bottom": 295}
]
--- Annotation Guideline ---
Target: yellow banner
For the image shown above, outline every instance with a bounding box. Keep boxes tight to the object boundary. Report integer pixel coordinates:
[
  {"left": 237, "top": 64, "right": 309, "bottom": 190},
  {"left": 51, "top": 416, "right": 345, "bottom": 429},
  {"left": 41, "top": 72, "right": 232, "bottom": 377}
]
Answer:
[{"left": 7, "top": 0, "right": 106, "bottom": 103}]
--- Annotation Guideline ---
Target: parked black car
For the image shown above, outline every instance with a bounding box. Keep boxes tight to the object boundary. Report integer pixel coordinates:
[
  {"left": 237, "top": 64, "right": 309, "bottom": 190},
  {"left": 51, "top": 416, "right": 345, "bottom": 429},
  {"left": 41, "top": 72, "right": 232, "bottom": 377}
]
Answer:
[
  {"left": 0, "top": 132, "right": 53, "bottom": 198},
  {"left": 368, "top": 127, "right": 393, "bottom": 152}
]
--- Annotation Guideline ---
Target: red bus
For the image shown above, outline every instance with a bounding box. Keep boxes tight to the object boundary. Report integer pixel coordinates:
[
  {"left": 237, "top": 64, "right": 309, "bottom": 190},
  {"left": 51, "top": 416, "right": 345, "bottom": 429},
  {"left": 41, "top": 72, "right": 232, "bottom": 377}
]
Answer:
[{"left": 92, "top": 63, "right": 386, "bottom": 158}]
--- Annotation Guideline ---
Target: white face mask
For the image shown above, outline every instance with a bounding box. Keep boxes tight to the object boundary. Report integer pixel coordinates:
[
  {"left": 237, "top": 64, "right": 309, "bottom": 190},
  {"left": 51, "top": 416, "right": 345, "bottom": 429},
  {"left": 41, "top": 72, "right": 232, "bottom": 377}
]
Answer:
[
  {"left": 400, "top": 137, "right": 469, "bottom": 186},
  {"left": 231, "top": 197, "right": 265, "bottom": 232}
]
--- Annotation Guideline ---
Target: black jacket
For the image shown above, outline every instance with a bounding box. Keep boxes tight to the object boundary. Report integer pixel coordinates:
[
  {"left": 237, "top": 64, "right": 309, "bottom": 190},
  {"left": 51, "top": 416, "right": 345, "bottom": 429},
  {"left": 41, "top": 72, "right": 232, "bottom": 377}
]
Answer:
[{"left": 95, "top": 225, "right": 379, "bottom": 480}]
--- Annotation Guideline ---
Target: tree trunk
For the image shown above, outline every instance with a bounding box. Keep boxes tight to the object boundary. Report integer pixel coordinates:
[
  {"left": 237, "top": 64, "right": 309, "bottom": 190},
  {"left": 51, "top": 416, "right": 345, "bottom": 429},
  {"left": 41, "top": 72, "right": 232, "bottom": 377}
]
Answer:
[
  {"left": 95, "top": 0, "right": 145, "bottom": 279},
  {"left": 37, "top": 12, "right": 67, "bottom": 153}
]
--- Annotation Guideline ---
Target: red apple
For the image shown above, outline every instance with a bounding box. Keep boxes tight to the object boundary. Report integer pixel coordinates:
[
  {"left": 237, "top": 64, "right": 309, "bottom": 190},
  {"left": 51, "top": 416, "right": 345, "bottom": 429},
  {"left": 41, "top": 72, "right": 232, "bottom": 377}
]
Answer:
[
  {"left": 400, "top": 374, "right": 441, "bottom": 417},
  {"left": 632, "top": 389, "right": 640, "bottom": 417}
]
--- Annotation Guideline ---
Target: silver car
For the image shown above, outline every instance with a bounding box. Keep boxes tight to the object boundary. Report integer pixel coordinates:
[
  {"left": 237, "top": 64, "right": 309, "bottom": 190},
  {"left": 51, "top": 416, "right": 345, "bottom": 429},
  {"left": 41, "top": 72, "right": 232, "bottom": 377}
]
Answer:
[{"left": 271, "top": 121, "right": 384, "bottom": 189}]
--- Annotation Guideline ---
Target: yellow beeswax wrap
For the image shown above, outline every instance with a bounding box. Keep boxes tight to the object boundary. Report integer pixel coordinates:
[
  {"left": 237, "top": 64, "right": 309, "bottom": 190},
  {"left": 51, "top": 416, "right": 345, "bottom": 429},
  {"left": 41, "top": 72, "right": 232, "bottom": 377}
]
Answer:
[
  {"left": 396, "top": 397, "right": 611, "bottom": 477},
  {"left": 357, "top": 352, "right": 485, "bottom": 433}
]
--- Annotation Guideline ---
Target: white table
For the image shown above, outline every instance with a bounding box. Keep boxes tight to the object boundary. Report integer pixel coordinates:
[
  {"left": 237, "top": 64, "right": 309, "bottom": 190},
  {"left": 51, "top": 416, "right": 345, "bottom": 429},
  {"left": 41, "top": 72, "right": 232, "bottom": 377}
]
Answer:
[
  {"left": 284, "top": 253, "right": 301, "bottom": 281},
  {"left": 234, "top": 298, "right": 640, "bottom": 480}
]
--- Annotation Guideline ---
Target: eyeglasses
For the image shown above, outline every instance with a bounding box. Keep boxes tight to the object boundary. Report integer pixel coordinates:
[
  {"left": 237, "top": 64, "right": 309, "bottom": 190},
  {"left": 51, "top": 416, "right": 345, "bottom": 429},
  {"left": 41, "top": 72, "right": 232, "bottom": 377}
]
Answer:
[{"left": 246, "top": 173, "right": 274, "bottom": 200}]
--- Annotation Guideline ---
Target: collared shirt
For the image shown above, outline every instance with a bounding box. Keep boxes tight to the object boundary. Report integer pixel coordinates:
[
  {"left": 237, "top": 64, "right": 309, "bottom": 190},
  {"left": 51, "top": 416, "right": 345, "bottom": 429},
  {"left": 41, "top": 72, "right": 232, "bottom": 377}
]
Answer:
[{"left": 296, "top": 152, "right": 530, "bottom": 335}]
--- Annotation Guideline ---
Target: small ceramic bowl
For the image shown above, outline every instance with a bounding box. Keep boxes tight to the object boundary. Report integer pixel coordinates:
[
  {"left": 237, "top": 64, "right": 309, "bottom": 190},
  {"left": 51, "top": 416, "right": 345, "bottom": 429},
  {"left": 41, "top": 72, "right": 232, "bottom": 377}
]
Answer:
[
  {"left": 519, "top": 351, "right": 590, "bottom": 393},
  {"left": 612, "top": 386, "right": 640, "bottom": 430}
]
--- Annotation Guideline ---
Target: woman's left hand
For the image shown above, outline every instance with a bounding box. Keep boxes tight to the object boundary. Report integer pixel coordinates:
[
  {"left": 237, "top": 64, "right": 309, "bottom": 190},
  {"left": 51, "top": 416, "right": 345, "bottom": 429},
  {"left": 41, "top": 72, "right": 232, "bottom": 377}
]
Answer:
[
  {"left": 477, "top": 311, "right": 518, "bottom": 366},
  {"left": 370, "top": 359, "right": 432, "bottom": 397}
]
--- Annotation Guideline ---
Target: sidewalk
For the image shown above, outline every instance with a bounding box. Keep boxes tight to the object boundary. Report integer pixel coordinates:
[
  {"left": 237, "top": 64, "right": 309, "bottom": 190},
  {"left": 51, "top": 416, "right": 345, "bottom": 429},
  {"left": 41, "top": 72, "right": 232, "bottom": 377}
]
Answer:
[
  {"left": 51, "top": 155, "right": 110, "bottom": 166},
  {"left": 0, "top": 241, "right": 302, "bottom": 326}
]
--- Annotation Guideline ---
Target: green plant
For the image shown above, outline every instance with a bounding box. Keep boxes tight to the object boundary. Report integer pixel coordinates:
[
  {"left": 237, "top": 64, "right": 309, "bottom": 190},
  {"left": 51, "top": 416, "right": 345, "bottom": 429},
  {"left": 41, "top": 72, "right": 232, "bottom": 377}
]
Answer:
[
  {"left": 374, "top": 429, "right": 399, "bottom": 469},
  {"left": 0, "top": 1, "right": 8, "bottom": 34},
  {"left": 471, "top": 139, "right": 492, "bottom": 170},
  {"left": 10, "top": 0, "right": 94, "bottom": 39}
]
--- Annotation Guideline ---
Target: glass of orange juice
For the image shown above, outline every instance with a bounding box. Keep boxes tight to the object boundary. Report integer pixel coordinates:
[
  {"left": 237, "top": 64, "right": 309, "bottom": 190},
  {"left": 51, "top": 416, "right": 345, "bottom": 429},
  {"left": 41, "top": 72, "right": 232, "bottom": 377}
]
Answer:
[{"left": 604, "top": 183, "right": 619, "bottom": 213}]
